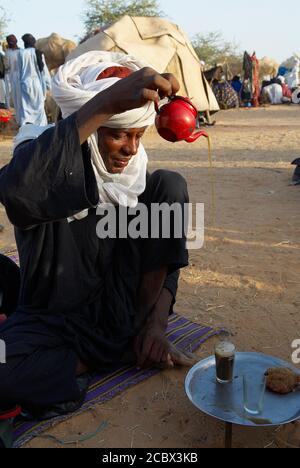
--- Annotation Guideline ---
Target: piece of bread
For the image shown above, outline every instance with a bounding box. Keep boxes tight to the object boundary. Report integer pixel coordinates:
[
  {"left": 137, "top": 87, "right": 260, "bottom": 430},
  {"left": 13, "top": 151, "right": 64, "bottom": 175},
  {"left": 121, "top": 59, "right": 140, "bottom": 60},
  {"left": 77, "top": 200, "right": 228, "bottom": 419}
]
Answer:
[{"left": 265, "top": 368, "right": 300, "bottom": 395}]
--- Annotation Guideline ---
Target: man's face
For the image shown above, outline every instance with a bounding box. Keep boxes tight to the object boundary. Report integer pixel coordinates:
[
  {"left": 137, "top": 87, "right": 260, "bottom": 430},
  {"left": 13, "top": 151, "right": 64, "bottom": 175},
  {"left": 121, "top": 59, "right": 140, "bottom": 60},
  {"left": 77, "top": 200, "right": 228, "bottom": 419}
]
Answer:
[{"left": 97, "top": 127, "right": 147, "bottom": 174}]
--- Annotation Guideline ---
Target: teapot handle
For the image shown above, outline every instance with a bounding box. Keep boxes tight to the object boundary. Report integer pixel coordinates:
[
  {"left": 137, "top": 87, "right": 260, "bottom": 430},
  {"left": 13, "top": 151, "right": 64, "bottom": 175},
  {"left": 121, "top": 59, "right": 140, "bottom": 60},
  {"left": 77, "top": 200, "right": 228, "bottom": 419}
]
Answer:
[{"left": 155, "top": 96, "right": 174, "bottom": 114}]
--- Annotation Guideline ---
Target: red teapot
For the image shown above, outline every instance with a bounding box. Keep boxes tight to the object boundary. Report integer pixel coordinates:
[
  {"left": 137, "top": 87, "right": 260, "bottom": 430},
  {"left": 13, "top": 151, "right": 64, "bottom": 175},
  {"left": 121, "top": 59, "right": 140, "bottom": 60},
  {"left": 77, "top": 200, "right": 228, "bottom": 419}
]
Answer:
[{"left": 155, "top": 96, "right": 208, "bottom": 143}]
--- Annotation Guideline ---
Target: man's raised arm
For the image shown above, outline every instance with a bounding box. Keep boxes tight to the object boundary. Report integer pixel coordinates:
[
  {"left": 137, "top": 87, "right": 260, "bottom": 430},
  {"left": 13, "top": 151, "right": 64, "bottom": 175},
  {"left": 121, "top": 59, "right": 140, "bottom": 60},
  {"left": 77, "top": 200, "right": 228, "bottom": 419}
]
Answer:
[{"left": 76, "top": 68, "right": 179, "bottom": 144}]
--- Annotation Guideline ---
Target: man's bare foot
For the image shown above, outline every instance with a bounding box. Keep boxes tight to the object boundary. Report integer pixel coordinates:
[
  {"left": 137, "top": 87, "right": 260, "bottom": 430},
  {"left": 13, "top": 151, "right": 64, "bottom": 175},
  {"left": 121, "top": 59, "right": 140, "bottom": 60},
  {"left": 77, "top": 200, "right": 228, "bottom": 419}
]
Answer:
[
  {"left": 134, "top": 322, "right": 197, "bottom": 370},
  {"left": 160, "top": 343, "right": 198, "bottom": 369}
]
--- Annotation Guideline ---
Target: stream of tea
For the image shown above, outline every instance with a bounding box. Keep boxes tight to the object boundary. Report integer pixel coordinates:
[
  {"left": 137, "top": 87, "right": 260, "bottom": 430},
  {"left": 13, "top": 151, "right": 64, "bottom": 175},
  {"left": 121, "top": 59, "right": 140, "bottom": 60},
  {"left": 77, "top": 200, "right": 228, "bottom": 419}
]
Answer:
[{"left": 207, "top": 135, "right": 216, "bottom": 226}]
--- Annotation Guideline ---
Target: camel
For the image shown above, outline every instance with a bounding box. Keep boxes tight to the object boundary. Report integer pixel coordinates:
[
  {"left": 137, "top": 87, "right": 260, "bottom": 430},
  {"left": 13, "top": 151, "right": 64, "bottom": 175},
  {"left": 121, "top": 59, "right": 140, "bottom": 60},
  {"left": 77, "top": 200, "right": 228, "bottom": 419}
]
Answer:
[
  {"left": 35, "top": 33, "right": 76, "bottom": 122},
  {"left": 36, "top": 33, "right": 76, "bottom": 72}
]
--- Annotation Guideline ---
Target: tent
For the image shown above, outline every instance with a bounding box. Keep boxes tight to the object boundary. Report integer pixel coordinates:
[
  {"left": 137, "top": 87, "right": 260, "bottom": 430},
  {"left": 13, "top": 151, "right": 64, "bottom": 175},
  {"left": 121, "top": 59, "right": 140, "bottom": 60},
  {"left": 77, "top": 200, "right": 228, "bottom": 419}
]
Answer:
[{"left": 67, "top": 16, "right": 219, "bottom": 113}]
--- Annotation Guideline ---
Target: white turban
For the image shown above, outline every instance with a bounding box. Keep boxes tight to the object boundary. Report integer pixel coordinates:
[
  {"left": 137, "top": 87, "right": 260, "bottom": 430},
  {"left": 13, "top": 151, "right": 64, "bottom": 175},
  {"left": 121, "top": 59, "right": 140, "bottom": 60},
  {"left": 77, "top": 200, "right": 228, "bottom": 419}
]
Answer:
[
  {"left": 51, "top": 51, "right": 156, "bottom": 221},
  {"left": 52, "top": 51, "right": 156, "bottom": 129},
  {"left": 14, "top": 52, "right": 156, "bottom": 221}
]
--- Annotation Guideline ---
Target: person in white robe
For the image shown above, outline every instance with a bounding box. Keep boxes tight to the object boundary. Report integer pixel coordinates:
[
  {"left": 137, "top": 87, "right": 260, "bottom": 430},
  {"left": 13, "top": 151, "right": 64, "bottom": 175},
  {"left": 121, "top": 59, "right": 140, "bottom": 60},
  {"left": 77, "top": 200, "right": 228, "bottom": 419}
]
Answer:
[
  {"left": 262, "top": 83, "right": 283, "bottom": 105},
  {"left": 18, "top": 34, "right": 51, "bottom": 126}
]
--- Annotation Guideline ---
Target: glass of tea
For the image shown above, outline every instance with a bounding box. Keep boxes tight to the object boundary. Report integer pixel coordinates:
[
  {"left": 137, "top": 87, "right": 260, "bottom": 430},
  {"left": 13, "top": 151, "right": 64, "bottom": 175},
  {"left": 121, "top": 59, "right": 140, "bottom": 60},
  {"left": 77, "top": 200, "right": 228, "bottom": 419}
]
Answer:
[{"left": 215, "top": 340, "right": 236, "bottom": 384}]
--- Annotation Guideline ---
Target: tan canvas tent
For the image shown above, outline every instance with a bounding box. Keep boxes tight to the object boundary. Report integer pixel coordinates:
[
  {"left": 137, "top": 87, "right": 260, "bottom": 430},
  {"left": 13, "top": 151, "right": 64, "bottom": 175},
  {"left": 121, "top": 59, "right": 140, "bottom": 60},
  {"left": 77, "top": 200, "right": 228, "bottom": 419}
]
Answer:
[{"left": 68, "top": 16, "right": 219, "bottom": 113}]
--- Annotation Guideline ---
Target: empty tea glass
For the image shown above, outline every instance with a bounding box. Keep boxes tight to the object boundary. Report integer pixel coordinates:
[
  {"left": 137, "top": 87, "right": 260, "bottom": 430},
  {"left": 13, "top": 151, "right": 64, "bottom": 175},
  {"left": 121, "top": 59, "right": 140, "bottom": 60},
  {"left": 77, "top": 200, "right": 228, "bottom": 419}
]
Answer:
[{"left": 243, "top": 372, "right": 266, "bottom": 416}]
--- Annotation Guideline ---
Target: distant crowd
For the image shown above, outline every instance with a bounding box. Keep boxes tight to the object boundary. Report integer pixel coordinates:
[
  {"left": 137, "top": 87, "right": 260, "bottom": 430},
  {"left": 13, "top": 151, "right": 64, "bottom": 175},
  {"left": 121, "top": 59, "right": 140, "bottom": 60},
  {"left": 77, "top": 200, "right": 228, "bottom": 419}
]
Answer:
[
  {"left": 0, "top": 34, "right": 51, "bottom": 127},
  {"left": 204, "top": 52, "right": 300, "bottom": 111}
]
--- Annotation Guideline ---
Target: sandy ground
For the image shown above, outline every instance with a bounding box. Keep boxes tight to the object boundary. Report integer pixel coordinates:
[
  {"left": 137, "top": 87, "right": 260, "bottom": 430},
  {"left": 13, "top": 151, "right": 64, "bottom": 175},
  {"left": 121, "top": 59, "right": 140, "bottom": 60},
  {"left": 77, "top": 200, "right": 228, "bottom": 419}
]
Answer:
[{"left": 1, "top": 105, "right": 300, "bottom": 448}]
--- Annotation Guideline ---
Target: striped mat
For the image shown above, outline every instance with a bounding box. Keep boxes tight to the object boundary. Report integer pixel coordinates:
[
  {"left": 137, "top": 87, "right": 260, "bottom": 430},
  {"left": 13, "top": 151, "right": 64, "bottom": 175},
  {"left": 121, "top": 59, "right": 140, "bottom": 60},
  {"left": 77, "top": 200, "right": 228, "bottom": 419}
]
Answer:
[
  {"left": 13, "top": 314, "right": 218, "bottom": 448},
  {"left": 3, "top": 251, "right": 219, "bottom": 448}
]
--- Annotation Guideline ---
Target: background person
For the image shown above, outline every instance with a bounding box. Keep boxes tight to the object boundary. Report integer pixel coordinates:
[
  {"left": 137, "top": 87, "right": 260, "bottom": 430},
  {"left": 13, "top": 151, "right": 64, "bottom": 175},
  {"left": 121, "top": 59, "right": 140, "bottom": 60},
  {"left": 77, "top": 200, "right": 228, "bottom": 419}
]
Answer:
[{"left": 19, "top": 34, "right": 51, "bottom": 126}]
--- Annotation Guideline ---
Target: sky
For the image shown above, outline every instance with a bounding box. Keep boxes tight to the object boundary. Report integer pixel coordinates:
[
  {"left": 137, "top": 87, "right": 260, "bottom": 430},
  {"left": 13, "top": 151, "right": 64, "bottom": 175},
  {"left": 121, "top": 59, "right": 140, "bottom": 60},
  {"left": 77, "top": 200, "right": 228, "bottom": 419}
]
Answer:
[{"left": 1, "top": 0, "right": 299, "bottom": 63}]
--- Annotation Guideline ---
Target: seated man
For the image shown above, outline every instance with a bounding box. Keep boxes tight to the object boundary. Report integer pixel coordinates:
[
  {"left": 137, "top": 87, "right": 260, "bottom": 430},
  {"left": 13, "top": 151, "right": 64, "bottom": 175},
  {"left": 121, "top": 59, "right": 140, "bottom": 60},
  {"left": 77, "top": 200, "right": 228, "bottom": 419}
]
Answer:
[{"left": 0, "top": 52, "right": 195, "bottom": 433}]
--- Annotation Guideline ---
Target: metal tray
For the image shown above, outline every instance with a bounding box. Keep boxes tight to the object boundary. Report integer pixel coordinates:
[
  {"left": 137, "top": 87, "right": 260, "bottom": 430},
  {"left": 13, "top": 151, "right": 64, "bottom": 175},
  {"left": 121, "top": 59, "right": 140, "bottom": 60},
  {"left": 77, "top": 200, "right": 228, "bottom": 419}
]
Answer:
[{"left": 185, "top": 352, "right": 300, "bottom": 427}]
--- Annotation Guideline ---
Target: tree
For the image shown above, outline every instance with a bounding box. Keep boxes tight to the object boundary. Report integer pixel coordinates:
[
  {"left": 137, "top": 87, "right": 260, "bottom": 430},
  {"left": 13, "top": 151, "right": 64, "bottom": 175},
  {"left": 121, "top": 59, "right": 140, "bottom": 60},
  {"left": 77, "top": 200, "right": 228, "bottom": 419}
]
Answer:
[
  {"left": 83, "top": 0, "right": 164, "bottom": 34},
  {"left": 192, "top": 31, "right": 242, "bottom": 67}
]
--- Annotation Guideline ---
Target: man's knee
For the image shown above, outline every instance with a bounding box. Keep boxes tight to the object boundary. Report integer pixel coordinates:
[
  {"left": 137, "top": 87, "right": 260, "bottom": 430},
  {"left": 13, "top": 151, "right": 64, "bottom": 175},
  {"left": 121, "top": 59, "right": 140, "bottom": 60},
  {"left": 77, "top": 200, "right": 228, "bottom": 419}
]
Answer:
[{"left": 150, "top": 170, "right": 189, "bottom": 203}]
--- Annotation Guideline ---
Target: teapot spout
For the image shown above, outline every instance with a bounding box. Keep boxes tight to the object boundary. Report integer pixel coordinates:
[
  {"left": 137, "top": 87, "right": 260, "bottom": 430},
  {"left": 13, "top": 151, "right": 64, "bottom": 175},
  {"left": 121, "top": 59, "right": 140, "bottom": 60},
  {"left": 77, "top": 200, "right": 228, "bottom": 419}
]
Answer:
[{"left": 185, "top": 130, "right": 209, "bottom": 143}]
